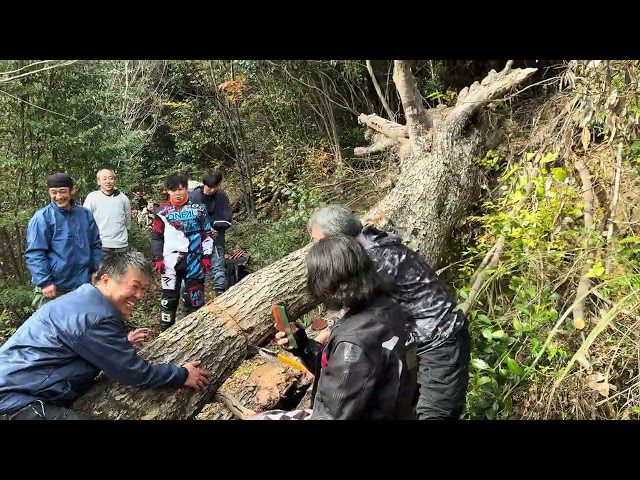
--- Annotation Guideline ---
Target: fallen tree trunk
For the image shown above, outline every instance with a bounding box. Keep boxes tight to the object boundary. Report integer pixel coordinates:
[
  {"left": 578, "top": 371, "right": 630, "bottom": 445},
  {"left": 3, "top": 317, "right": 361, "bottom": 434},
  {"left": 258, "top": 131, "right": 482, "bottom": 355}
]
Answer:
[{"left": 74, "top": 61, "right": 536, "bottom": 419}]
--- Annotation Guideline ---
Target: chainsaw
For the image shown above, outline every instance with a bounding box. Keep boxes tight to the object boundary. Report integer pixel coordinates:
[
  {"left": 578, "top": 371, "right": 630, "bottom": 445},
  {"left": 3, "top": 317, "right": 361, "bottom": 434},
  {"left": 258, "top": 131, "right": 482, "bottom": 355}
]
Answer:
[{"left": 247, "top": 344, "right": 307, "bottom": 373}]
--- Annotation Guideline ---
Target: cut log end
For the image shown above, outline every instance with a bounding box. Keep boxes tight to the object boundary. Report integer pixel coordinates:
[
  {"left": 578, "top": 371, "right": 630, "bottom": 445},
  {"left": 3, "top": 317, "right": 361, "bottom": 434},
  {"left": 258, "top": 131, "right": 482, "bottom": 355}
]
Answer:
[{"left": 573, "top": 318, "right": 586, "bottom": 330}]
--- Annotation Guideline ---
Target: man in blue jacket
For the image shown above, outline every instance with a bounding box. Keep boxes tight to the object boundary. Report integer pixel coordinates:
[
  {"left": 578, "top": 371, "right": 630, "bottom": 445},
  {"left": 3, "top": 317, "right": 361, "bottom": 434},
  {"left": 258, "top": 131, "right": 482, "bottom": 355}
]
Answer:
[
  {"left": 0, "top": 252, "right": 211, "bottom": 420},
  {"left": 189, "top": 172, "right": 232, "bottom": 295},
  {"left": 24, "top": 173, "right": 103, "bottom": 307}
]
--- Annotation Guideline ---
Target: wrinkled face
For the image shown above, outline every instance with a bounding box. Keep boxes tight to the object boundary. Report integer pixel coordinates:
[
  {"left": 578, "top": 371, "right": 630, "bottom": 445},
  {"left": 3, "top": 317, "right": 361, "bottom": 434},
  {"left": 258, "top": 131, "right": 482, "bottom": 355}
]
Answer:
[
  {"left": 98, "top": 170, "right": 116, "bottom": 193},
  {"left": 49, "top": 187, "right": 76, "bottom": 209},
  {"left": 203, "top": 185, "right": 218, "bottom": 196},
  {"left": 310, "top": 222, "right": 325, "bottom": 242},
  {"left": 167, "top": 185, "right": 188, "bottom": 203},
  {"left": 99, "top": 268, "right": 150, "bottom": 318}
]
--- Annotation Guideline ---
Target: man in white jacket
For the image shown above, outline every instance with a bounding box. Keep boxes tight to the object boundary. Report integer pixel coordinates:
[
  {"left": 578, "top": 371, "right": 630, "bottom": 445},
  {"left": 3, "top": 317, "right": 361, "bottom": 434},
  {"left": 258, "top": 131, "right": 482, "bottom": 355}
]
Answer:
[{"left": 84, "top": 169, "right": 132, "bottom": 261}]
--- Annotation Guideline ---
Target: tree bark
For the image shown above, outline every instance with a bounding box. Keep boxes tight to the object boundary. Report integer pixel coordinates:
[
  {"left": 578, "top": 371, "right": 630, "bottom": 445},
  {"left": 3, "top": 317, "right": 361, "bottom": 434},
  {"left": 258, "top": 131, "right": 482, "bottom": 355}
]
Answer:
[{"left": 73, "top": 61, "right": 536, "bottom": 419}]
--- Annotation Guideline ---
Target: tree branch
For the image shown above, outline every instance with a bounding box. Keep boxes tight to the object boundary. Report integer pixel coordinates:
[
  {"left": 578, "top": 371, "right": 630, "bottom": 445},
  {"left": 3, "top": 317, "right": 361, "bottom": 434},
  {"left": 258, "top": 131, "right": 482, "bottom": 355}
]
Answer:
[
  {"left": 366, "top": 60, "right": 396, "bottom": 121},
  {"left": 460, "top": 180, "right": 535, "bottom": 316},
  {"left": 393, "top": 60, "right": 432, "bottom": 153},
  {"left": 573, "top": 158, "right": 596, "bottom": 330},
  {"left": 446, "top": 61, "right": 537, "bottom": 134},
  {"left": 0, "top": 60, "right": 78, "bottom": 84},
  {"left": 357, "top": 113, "right": 407, "bottom": 140},
  {"left": 605, "top": 143, "right": 623, "bottom": 275},
  {"left": 213, "top": 392, "right": 256, "bottom": 420}
]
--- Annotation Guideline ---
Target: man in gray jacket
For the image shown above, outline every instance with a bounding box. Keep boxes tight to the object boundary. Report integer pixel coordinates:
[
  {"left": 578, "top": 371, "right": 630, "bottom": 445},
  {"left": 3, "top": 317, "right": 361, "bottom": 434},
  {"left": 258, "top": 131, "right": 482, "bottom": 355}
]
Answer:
[{"left": 84, "top": 169, "right": 132, "bottom": 261}]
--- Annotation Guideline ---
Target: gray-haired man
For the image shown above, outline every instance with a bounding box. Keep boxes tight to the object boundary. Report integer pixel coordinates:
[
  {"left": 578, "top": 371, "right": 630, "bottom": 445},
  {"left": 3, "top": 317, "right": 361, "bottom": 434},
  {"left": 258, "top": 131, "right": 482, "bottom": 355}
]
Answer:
[
  {"left": 0, "top": 252, "right": 210, "bottom": 420},
  {"left": 308, "top": 204, "right": 470, "bottom": 420}
]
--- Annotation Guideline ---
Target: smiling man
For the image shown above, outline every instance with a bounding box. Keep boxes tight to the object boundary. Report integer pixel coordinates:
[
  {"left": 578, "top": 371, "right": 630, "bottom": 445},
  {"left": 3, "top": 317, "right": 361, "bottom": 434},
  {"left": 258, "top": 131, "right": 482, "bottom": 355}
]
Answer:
[
  {"left": 84, "top": 169, "right": 132, "bottom": 260},
  {"left": 25, "top": 173, "right": 103, "bottom": 307},
  {"left": 0, "top": 252, "right": 211, "bottom": 420}
]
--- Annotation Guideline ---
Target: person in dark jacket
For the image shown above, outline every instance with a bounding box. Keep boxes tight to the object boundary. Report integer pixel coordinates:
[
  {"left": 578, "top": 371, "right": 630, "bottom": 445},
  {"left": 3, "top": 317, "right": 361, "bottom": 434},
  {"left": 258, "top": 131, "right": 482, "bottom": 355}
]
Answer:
[
  {"left": 257, "top": 234, "right": 417, "bottom": 420},
  {"left": 24, "top": 173, "right": 103, "bottom": 308},
  {"left": 308, "top": 204, "right": 470, "bottom": 420},
  {"left": 188, "top": 172, "right": 232, "bottom": 295},
  {"left": 0, "top": 252, "right": 211, "bottom": 420}
]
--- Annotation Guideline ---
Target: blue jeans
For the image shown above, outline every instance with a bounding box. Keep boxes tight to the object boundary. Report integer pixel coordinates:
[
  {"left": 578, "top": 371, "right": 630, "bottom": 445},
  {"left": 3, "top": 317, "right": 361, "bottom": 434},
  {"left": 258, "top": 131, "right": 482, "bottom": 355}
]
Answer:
[{"left": 210, "top": 245, "right": 226, "bottom": 292}]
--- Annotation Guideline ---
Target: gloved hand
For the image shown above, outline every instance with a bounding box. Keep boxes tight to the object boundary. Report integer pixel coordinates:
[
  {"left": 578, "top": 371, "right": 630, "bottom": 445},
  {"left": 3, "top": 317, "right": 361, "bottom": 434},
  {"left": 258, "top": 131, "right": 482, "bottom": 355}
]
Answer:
[
  {"left": 155, "top": 261, "right": 165, "bottom": 275},
  {"left": 202, "top": 257, "right": 211, "bottom": 274},
  {"left": 273, "top": 321, "right": 308, "bottom": 352}
]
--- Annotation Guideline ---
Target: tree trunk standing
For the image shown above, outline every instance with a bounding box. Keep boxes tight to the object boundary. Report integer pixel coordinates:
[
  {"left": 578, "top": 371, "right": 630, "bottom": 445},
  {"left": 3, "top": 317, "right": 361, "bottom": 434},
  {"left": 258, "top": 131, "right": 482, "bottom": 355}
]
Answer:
[
  {"left": 73, "top": 245, "right": 316, "bottom": 419},
  {"left": 209, "top": 62, "right": 254, "bottom": 217},
  {"left": 318, "top": 73, "right": 344, "bottom": 167},
  {"left": 73, "top": 61, "right": 536, "bottom": 419},
  {"left": 229, "top": 60, "right": 257, "bottom": 217}
]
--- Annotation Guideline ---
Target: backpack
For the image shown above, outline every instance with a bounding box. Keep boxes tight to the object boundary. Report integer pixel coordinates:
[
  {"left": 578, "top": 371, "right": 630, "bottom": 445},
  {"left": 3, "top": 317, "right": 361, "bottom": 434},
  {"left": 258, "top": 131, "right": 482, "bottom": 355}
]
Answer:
[{"left": 225, "top": 253, "right": 249, "bottom": 289}]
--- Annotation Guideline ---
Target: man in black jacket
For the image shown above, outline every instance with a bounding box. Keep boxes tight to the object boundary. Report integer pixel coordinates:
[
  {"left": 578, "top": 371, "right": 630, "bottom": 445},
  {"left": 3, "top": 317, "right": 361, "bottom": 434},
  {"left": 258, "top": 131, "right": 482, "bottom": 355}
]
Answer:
[
  {"left": 189, "top": 172, "right": 232, "bottom": 295},
  {"left": 308, "top": 204, "right": 470, "bottom": 420}
]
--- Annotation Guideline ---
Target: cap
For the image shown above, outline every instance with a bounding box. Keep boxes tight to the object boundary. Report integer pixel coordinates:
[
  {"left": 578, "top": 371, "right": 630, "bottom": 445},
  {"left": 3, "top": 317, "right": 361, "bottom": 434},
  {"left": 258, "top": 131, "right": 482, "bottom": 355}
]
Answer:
[{"left": 46, "top": 173, "right": 74, "bottom": 189}]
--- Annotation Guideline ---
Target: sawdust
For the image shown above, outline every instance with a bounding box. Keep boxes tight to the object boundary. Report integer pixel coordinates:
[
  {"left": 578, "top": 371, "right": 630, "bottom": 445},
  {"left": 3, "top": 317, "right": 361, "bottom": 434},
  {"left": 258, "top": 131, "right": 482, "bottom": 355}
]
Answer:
[{"left": 248, "top": 362, "right": 293, "bottom": 409}]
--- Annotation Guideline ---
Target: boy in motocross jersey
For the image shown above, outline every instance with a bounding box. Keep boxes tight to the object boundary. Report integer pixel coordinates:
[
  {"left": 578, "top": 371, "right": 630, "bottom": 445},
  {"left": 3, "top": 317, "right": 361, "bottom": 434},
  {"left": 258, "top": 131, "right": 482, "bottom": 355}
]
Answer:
[{"left": 151, "top": 173, "right": 216, "bottom": 331}]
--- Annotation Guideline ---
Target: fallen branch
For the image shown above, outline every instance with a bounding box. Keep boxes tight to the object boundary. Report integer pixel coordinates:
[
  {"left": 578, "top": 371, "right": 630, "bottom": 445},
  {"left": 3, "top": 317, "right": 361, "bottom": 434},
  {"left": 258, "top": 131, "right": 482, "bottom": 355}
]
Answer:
[
  {"left": 354, "top": 136, "right": 403, "bottom": 157},
  {"left": 605, "top": 142, "right": 623, "bottom": 275},
  {"left": 213, "top": 392, "right": 256, "bottom": 420},
  {"left": 573, "top": 158, "right": 596, "bottom": 330},
  {"left": 357, "top": 113, "right": 408, "bottom": 140}
]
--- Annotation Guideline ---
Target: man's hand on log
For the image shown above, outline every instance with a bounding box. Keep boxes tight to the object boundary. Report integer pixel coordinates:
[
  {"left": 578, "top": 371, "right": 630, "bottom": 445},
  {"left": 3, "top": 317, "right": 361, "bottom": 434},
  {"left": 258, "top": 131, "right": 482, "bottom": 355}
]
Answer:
[
  {"left": 127, "top": 328, "right": 151, "bottom": 348},
  {"left": 182, "top": 361, "right": 211, "bottom": 391}
]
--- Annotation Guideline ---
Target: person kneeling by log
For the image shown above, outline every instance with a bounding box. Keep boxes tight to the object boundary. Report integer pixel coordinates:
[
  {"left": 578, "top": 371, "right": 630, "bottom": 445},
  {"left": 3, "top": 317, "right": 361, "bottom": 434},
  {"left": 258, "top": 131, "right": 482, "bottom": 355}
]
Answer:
[
  {"left": 251, "top": 234, "right": 418, "bottom": 420},
  {"left": 0, "top": 252, "right": 210, "bottom": 420}
]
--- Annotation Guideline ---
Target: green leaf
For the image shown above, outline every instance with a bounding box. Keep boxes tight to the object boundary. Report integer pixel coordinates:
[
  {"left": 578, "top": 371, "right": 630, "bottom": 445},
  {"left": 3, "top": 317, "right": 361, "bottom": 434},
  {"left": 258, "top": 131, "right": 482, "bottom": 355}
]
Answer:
[
  {"left": 476, "top": 376, "right": 493, "bottom": 386},
  {"left": 585, "top": 262, "right": 606, "bottom": 279},
  {"left": 506, "top": 357, "right": 524, "bottom": 377},
  {"left": 491, "top": 330, "right": 505, "bottom": 339},
  {"left": 501, "top": 165, "right": 519, "bottom": 182},
  {"left": 552, "top": 167, "right": 566, "bottom": 182},
  {"left": 618, "top": 237, "right": 640, "bottom": 244},
  {"left": 513, "top": 318, "right": 522, "bottom": 331},
  {"left": 471, "top": 358, "right": 490, "bottom": 370},
  {"left": 482, "top": 328, "right": 493, "bottom": 340}
]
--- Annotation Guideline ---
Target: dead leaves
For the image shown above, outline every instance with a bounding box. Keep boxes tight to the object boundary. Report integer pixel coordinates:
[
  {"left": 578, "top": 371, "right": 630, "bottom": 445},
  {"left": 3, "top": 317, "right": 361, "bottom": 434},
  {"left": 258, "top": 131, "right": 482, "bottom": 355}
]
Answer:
[
  {"left": 575, "top": 352, "right": 617, "bottom": 399},
  {"left": 587, "top": 372, "right": 615, "bottom": 398},
  {"left": 218, "top": 77, "right": 249, "bottom": 103},
  {"left": 581, "top": 126, "right": 591, "bottom": 151}
]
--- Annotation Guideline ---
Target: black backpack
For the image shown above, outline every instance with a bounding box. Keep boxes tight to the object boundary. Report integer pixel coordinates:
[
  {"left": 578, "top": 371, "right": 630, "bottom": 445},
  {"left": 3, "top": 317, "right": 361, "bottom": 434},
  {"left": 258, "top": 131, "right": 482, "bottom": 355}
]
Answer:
[{"left": 225, "top": 255, "right": 249, "bottom": 289}]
